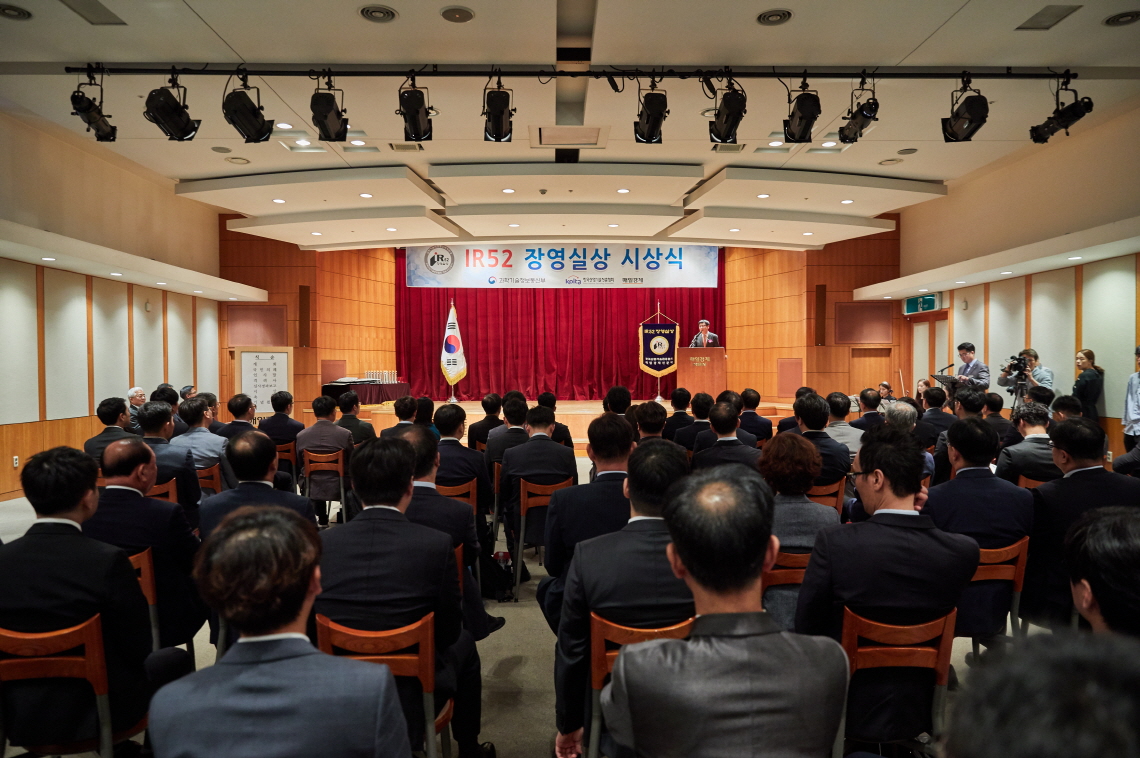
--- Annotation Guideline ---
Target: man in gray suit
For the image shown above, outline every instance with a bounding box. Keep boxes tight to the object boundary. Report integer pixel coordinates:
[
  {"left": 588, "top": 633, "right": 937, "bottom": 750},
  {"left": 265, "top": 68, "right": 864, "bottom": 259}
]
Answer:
[
  {"left": 167, "top": 397, "right": 238, "bottom": 491},
  {"left": 600, "top": 464, "right": 848, "bottom": 758},
  {"left": 149, "top": 505, "right": 409, "bottom": 757},
  {"left": 956, "top": 341, "right": 991, "bottom": 390},
  {"left": 296, "top": 395, "right": 355, "bottom": 525},
  {"left": 995, "top": 402, "right": 1063, "bottom": 484}
]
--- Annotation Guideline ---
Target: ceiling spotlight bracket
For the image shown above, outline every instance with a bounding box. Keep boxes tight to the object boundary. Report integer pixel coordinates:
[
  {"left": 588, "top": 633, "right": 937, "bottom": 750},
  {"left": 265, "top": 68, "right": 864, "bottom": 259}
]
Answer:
[
  {"left": 71, "top": 62, "right": 116, "bottom": 141},
  {"left": 783, "top": 71, "right": 820, "bottom": 143}
]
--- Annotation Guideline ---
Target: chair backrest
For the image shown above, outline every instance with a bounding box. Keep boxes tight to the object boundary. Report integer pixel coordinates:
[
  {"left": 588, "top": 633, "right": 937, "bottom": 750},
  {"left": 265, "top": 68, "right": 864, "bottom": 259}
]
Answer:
[
  {"left": 0, "top": 614, "right": 109, "bottom": 696},
  {"left": 96, "top": 471, "right": 107, "bottom": 488},
  {"left": 147, "top": 478, "right": 178, "bottom": 503},
  {"left": 840, "top": 607, "right": 957, "bottom": 686},
  {"left": 520, "top": 477, "right": 575, "bottom": 517},
  {"left": 755, "top": 439, "right": 766, "bottom": 450},
  {"left": 1017, "top": 475, "right": 1046, "bottom": 489},
  {"left": 475, "top": 441, "right": 486, "bottom": 452},
  {"left": 315, "top": 612, "right": 435, "bottom": 693},
  {"left": 276, "top": 441, "right": 297, "bottom": 466},
  {"left": 454, "top": 545, "right": 464, "bottom": 597},
  {"left": 437, "top": 478, "right": 478, "bottom": 514},
  {"left": 127, "top": 548, "right": 158, "bottom": 607},
  {"left": 303, "top": 449, "right": 346, "bottom": 475},
  {"left": 197, "top": 463, "right": 223, "bottom": 492},
  {"left": 686, "top": 449, "right": 693, "bottom": 462},
  {"left": 807, "top": 480, "right": 844, "bottom": 513},
  {"left": 493, "top": 462, "right": 502, "bottom": 495},
  {"left": 972, "top": 535, "right": 1030, "bottom": 591},
  {"left": 761, "top": 551, "right": 811, "bottom": 589},
  {"left": 589, "top": 612, "right": 694, "bottom": 690},
  {"left": 920, "top": 475, "right": 931, "bottom": 490}
]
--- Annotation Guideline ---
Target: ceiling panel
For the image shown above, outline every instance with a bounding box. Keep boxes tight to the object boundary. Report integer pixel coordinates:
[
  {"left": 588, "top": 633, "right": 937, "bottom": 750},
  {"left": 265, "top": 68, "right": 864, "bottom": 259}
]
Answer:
[
  {"left": 446, "top": 203, "right": 683, "bottom": 238},
  {"left": 226, "top": 206, "right": 461, "bottom": 246},
  {"left": 665, "top": 207, "right": 894, "bottom": 246},
  {"left": 429, "top": 163, "right": 702, "bottom": 205}
]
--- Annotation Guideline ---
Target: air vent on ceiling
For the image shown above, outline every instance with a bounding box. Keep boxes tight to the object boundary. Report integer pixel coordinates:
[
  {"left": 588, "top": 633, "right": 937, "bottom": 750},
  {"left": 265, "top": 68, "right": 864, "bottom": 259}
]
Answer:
[
  {"left": 390, "top": 142, "right": 424, "bottom": 152},
  {"left": 360, "top": 5, "right": 398, "bottom": 22},
  {"left": 441, "top": 6, "right": 474, "bottom": 23},
  {"left": 712, "top": 143, "right": 746, "bottom": 153},
  {"left": 1016, "top": 5, "right": 1082, "bottom": 30},
  {"left": 0, "top": 3, "right": 32, "bottom": 20},
  {"left": 757, "top": 9, "right": 793, "bottom": 25},
  {"left": 1104, "top": 10, "right": 1140, "bottom": 25},
  {"left": 538, "top": 126, "right": 601, "bottom": 146}
]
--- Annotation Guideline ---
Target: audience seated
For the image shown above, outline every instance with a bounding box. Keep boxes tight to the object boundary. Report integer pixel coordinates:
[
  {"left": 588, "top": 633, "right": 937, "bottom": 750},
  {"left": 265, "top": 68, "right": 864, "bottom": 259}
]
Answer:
[
  {"left": 922, "top": 418, "right": 1034, "bottom": 641},
  {"left": 1022, "top": 418, "right": 1140, "bottom": 629},
  {"left": 84, "top": 396, "right": 139, "bottom": 466},
  {"left": 632, "top": 400, "right": 667, "bottom": 442},
  {"left": 796, "top": 424, "right": 979, "bottom": 743},
  {"left": 1050, "top": 393, "right": 1081, "bottom": 421},
  {"left": 693, "top": 391, "right": 758, "bottom": 452},
  {"left": 0, "top": 447, "right": 188, "bottom": 748},
  {"left": 179, "top": 385, "right": 197, "bottom": 401},
  {"left": 499, "top": 405, "right": 579, "bottom": 547},
  {"left": 150, "top": 506, "right": 410, "bottom": 757},
  {"left": 850, "top": 387, "right": 885, "bottom": 430},
  {"left": 1000, "top": 386, "right": 1057, "bottom": 449},
  {"left": 296, "top": 395, "right": 355, "bottom": 527},
  {"left": 538, "top": 413, "right": 636, "bottom": 632},
  {"left": 168, "top": 397, "right": 238, "bottom": 492},
  {"left": 899, "top": 395, "right": 940, "bottom": 449},
  {"left": 198, "top": 431, "right": 316, "bottom": 539},
  {"left": 1066, "top": 506, "right": 1140, "bottom": 637},
  {"left": 883, "top": 402, "right": 936, "bottom": 480},
  {"left": 537, "top": 392, "right": 575, "bottom": 446},
  {"left": 198, "top": 392, "right": 227, "bottom": 435},
  {"left": 921, "top": 386, "right": 955, "bottom": 436},
  {"left": 487, "top": 390, "right": 528, "bottom": 442},
  {"left": 316, "top": 438, "right": 493, "bottom": 757},
  {"left": 380, "top": 394, "right": 418, "bottom": 438},
  {"left": 137, "top": 400, "right": 203, "bottom": 525},
  {"left": 671, "top": 392, "right": 713, "bottom": 450},
  {"left": 793, "top": 393, "right": 851, "bottom": 485},
  {"left": 934, "top": 387, "right": 986, "bottom": 455},
  {"left": 777, "top": 386, "right": 816, "bottom": 434},
  {"left": 151, "top": 386, "right": 189, "bottom": 437},
  {"left": 738, "top": 387, "right": 774, "bottom": 441},
  {"left": 604, "top": 385, "right": 633, "bottom": 423},
  {"left": 466, "top": 393, "right": 504, "bottom": 449},
  {"left": 983, "top": 392, "right": 1013, "bottom": 439},
  {"left": 757, "top": 433, "right": 839, "bottom": 629},
  {"left": 217, "top": 393, "right": 257, "bottom": 439},
  {"left": 601, "top": 464, "right": 847, "bottom": 757},
  {"left": 415, "top": 396, "right": 441, "bottom": 439},
  {"left": 335, "top": 390, "right": 377, "bottom": 444},
  {"left": 434, "top": 403, "right": 496, "bottom": 523},
  {"left": 127, "top": 386, "right": 147, "bottom": 434},
  {"left": 944, "top": 634, "right": 1140, "bottom": 758},
  {"left": 994, "top": 402, "right": 1062, "bottom": 483},
  {"left": 395, "top": 424, "right": 503, "bottom": 640},
  {"left": 83, "top": 438, "right": 206, "bottom": 648},
  {"left": 824, "top": 391, "right": 863, "bottom": 460},
  {"left": 662, "top": 387, "right": 694, "bottom": 441},
  {"left": 257, "top": 390, "right": 304, "bottom": 446},
  {"left": 484, "top": 397, "right": 530, "bottom": 472},
  {"left": 553, "top": 439, "right": 693, "bottom": 758},
  {"left": 692, "top": 402, "right": 762, "bottom": 470}
]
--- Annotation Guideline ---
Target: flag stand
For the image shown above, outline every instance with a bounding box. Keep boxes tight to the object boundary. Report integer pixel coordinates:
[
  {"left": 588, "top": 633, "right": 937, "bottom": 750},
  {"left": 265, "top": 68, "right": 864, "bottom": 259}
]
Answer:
[{"left": 448, "top": 384, "right": 457, "bottom": 404}]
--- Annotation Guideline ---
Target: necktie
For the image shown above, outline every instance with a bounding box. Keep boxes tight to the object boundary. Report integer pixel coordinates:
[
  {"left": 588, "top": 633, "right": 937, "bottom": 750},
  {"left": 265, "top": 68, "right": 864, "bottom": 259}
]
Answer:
[{"left": 701, "top": 333, "right": 706, "bottom": 347}]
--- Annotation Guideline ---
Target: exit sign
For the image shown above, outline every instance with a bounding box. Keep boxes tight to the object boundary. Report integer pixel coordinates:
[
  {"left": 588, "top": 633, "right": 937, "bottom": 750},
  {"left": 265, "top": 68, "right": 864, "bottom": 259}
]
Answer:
[{"left": 904, "top": 293, "right": 942, "bottom": 314}]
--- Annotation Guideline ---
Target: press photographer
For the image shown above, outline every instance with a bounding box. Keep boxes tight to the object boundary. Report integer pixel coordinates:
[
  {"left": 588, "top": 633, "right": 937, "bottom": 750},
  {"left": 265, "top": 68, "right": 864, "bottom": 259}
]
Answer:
[{"left": 997, "top": 348, "right": 1053, "bottom": 390}]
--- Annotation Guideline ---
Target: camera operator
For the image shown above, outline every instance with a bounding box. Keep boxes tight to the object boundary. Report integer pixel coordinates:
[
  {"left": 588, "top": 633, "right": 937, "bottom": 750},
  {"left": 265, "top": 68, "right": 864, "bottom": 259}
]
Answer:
[{"left": 997, "top": 348, "right": 1053, "bottom": 390}]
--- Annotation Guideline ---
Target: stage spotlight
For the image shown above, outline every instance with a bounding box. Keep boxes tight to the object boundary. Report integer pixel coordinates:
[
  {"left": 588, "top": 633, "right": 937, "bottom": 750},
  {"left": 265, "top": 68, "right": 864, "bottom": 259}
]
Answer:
[
  {"left": 942, "top": 74, "right": 988, "bottom": 142},
  {"left": 709, "top": 82, "right": 747, "bottom": 144},
  {"left": 144, "top": 70, "right": 200, "bottom": 141},
  {"left": 1030, "top": 72, "right": 1093, "bottom": 144},
  {"left": 70, "top": 66, "right": 115, "bottom": 142},
  {"left": 483, "top": 77, "right": 515, "bottom": 142},
  {"left": 783, "top": 76, "right": 820, "bottom": 143},
  {"left": 634, "top": 83, "right": 668, "bottom": 144},
  {"left": 310, "top": 72, "right": 348, "bottom": 142},
  {"left": 222, "top": 71, "right": 272, "bottom": 143},
  {"left": 838, "top": 75, "right": 878, "bottom": 144},
  {"left": 397, "top": 77, "right": 433, "bottom": 142}
]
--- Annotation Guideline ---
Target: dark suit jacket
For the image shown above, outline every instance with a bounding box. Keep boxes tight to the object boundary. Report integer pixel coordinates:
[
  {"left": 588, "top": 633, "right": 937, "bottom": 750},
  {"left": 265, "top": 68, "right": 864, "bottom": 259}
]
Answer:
[
  {"left": 777, "top": 416, "right": 799, "bottom": 434},
  {"left": 550, "top": 420, "right": 574, "bottom": 447},
  {"left": 466, "top": 415, "right": 503, "bottom": 449},
  {"left": 922, "top": 408, "right": 955, "bottom": 436},
  {"left": 217, "top": 419, "right": 257, "bottom": 439},
  {"left": 141, "top": 437, "right": 203, "bottom": 527},
  {"left": 258, "top": 412, "right": 305, "bottom": 444},
  {"left": 688, "top": 331, "right": 720, "bottom": 347},
  {"left": 83, "top": 425, "right": 139, "bottom": 467},
  {"left": 1022, "top": 468, "right": 1140, "bottom": 627},
  {"left": 661, "top": 411, "right": 694, "bottom": 441},
  {"left": 802, "top": 430, "right": 852, "bottom": 485},
  {"left": 738, "top": 410, "right": 773, "bottom": 441},
  {"left": 693, "top": 426, "right": 758, "bottom": 454},
  {"left": 555, "top": 519, "right": 694, "bottom": 735},
  {"left": 484, "top": 426, "right": 529, "bottom": 470},
  {"left": 0, "top": 523, "right": 151, "bottom": 745},
  {"left": 995, "top": 437, "right": 1062, "bottom": 484},
  {"left": 912, "top": 420, "right": 940, "bottom": 450},
  {"left": 379, "top": 420, "right": 415, "bottom": 439},
  {"left": 336, "top": 413, "right": 377, "bottom": 444},
  {"left": 405, "top": 485, "right": 479, "bottom": 568},
  {"left": 984, "top": 413, "right": 1013, "bottom": 439},
  {"left": 796, "top": 513, "right": 979, "bottom": 741},
  {"left": 199, "top": 481, "right": 317, "bottom": 539},
  {"left": 544, "top": 473, "right": 629, "bottom": 579},
  {"left": 438, "top": 438, "right": 495, "bottom": 516},
  {"left": 691, "top": 438, "right": 762, "bottom": 470},
  {"left": 500, "top": 435, "right": 579, "bottom": 542},
  {"left": 923, "top": 469, "right": 1034, "bottom": 636},
  {"left": 172, "top": 414, "right": 189, "bottom": 438},
  {"left": 84, "top": 488, "right": 206, "bottom": 647},
  {"left": 672, "top": 419, "right": 711, "bottom": 451},
  {"left": 150, "top": 637, "right": 410, "bottom": 758},
  {"left": 850, "top": 411, "right": 885, "bottom": 431},
  {"left": 207, "top": 419, "right": 227, "bottom": 435}
]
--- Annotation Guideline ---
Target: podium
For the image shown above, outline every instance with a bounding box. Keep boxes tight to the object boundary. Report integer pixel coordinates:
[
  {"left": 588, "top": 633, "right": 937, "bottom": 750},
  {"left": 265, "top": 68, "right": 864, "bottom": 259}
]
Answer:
[{"left": 677, "top": 348, "right": 727, "bottom": 399}]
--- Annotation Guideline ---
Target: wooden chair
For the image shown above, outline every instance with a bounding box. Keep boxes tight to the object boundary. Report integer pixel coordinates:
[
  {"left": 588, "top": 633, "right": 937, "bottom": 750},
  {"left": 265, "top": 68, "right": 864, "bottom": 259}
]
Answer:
[
  {"left": 437, "top": 479, "right": 478, "bottom": 516},
  {"left": 971, "top": 536, "right": 1030, "bottom": 644},
  {"left": 197, "top": 463, "right": 223, "bottom": 495},
  {"left": 586, "top": 612, "right": 694, "bottom": 758},
  {"left": 686, "top": 449, "right": 693, "bottom": 463},
  {"left": 840, "top": 607, "right": 958, "bottom": 740},
  {"left": 302, "top": 449, "right": 348, "bottom": 521},
  {"left": 761, "top": 551, "right": 812, "bottom": 590},
  {"left": 491, "top": 462, "right": 503, "bottom": 544},
  {"left": 1017, "top": 475, "right": 1046, "bottom": 489},
  {"left": 454, "top": 545, "right": 464, "bottom": 598},
  {"left": 129, "top": 549, "right": 195, "bottom": 666},
  {"left": 146, "top": 478, "right": 178, "bottom": 503},
  {"left": 315, "top": 613, "right": 454, "bottom": 758},
  {"left": 807, "top": 480, "right": 845, "bottom": 514},
  {"left": 0, "top": 614, "right": 147, "bottom": 757},
  {"left": 755, "top": 438, "right": 766, "bottom": 450},
  {"left": 514, "top": 477, "right": 574, "bottom": 599},
  {"left": 276, "top": 441, "right": 298, "bottom": 489},
  {"left": 920, "top": 475, "right": 931, "bottom": 490},
  {"left": 475, "top": 441, "right": 486, "bottom": 452}
]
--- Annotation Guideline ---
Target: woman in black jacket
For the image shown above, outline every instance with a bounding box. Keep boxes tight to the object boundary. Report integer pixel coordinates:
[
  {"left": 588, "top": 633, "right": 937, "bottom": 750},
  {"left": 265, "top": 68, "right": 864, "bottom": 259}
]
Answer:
[{"left": 1073, "top": 349, "right": 1105, "bottom": 421}]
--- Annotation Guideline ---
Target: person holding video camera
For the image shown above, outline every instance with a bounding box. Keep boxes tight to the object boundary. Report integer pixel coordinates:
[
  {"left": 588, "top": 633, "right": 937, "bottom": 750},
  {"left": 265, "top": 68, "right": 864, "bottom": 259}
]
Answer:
[{"left": 996, "top": 348, "right": 1054, "bottom": 390}]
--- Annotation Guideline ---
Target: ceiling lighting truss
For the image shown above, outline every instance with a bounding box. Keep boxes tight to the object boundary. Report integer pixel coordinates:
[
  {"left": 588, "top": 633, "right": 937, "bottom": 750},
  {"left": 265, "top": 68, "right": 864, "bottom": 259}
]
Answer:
[
  {"left": 634, "top": 78, "right": 668, "bottom": 144},
  {"left": 783, "top": 73, "right": 820, "bottom": 143},
  {"left": 942, "top": 73, "right": 989, "bottom": 142},
  {"left": 482, "top": 73, "right": 515, "bottom": 142},
  {"left": 1030, "top": 69, "right": 1093, "bottom": 144},
  {"left": 70, "top": 63, "right": 115, "bottom": 142},
  {"left": 222, "top": 69, "right": 273, "bottom": 143},
  {"left": 397, "top": 74, "right": 435, "bottom": 142},
  {"left": 143, "top": 68, "right": 200, "bottom": 141},
  {"left": 838, "top": 73, "right": 878, "bottom": 144},
  {"left": 310, "top": 70, "right": 348, "bottom": 142}
]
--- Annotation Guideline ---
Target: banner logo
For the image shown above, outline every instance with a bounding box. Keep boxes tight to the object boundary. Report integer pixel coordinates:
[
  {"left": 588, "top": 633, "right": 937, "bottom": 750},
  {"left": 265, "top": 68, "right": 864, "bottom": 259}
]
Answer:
[
  {"left": 424, "top": 245, "right": 455, "bottom": 275},
  {"left": 649, "top": 336, "right": 669, "bottom": 355}
]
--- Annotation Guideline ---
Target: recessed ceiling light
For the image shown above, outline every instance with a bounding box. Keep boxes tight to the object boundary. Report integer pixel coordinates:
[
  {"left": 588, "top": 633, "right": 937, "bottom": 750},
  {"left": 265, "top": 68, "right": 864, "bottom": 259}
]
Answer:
[
  {"left": 898, "top": 148, "right": 919, "bottom": 155},
  {"left": 508, "top": 223, "right": 520, "bottom": 227},
  {"left": 156, "top": 282, "right": 166, "bottom": 285},
  {"left": 883, "top": 296, "right": 892, "bottom": 299},
  {"left": 608, "top": 224, "right": 619, "bottom": 227},
  {"left": 955, "top": 281, "right": 966, "bottom": 284},
  {"left": 757, "top": 194, "right": 770, "bottom": 199},
  {"left": 211, "top": 146, "right": 232, "bottom": 154},
  {"left": 821, "top": 141, "right": 837, "bottom": 147},
  {"left": 919, "top": 289, "right": 929, "bottom": 293},
  {"left": 729, "top": 228, "right": 740, "bottom": 232},
  {"left": 350, "top": 140, "right": 366, "bottom": 146},
  {"left": 276, "top": 122, "right": 293, "bottom": 129},
  {"left": 768, "top": 140, "right": 784, "bottom": 147},
  {"left": 295, "top": 139, "right": 310, "bottom": 146},
  {"left": 386, "top": 227, "right": 397, "bottom": 232},
  {"left": 803, "top": 232, "right": 813, "bottom": 236},
  {"left": 41, "top": 257, "right": 55, "bottom": 261},
  {"left": 311, "top": 232, "right": 322, "bottom": 236},
  {"left": 841, "top": 199, "right": 854, "bottom": 204},
  {"left": 193, "top": 290, "right": 203, "bottom": 294},
  {"left": 229, "top": 297, "right": 238, "bottom": 300},
  {"left": 1000, "top": 271, "right": 1013, "bottom": 275},
  {"left": 110, "top": 272, "right": 122, "bottom": 276},
  {"left": 502, "top": 188, "right": 515, "bottom": 193},
  {"left": 441, "top": 6, "right": 474, "bottom": 22},
  {"left": 1068, "top": 256, "right": 1083, "bottom": 260},
  {"left": 272, "top": 198, "right": 285, "bottom": 203},
  {"left": 617, "top": 188, "right": 630, "bottom": 194},
  {"left": 359, "top": 193, "right": 373, "bottom": 198},
  {"left": 225, "top": 157, "right": 250, "bottom": 165},
  {"left": 879, "top": 158, "right": 903, "bottom": 165}
]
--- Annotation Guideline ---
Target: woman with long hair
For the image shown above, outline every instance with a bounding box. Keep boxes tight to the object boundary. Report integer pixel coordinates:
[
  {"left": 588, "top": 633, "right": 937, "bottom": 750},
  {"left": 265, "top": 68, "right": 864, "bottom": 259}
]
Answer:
[
  {"left": 414, "top": 396, "right": 440, "bottom": 439},
  {"left": 1073, "top": 349, "right": 1105, "bottom": 421}
]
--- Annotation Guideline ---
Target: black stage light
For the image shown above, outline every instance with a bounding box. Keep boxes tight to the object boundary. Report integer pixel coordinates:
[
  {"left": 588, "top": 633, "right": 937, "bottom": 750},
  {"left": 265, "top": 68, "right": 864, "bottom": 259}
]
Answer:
[
  {"left": 783, "top": 77, "right": 820, "bottom": 143},
  {"left": 144, "top": 71, "right": 200, "bottom": 141},
  {"left": 942, "top": 74, "right": 988, "bottom": 143},
  {"left": 838, "top": 76, "right": 878, "bottom": 144},
  {"left": 70, "top": 67, "right": 115, "bottom": 142},
  {"left": 709, "top": 84, "right": 747, "bottom": 144},
  {"left": 1030, "top": 72, "right": 1093, "bottom": 144},
  {"left": 223, "top": 72, "right": 272, "bottom": 143},
  {"left": 310, "top": 73, "right": 348, "bottom": 142},
  {"left": 397, "top": 81, "right": 432, "bottom": 142},
  {"left": 634, "top": 85, "right": 668, "bottom": 144},
  {"left": 483, "top": 79, "right": 514, "bottom": 142}
]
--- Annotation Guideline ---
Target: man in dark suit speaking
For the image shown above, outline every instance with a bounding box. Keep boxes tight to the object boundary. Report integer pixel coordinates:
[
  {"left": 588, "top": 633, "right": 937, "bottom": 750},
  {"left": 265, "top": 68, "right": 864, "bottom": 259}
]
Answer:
[{"left": 688, "top": 319, "right": 720, "bottom": 347}]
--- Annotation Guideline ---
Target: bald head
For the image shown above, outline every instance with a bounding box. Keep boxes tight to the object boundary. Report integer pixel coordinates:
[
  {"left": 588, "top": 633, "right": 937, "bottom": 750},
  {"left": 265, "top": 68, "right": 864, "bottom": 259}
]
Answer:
[
  {"left": 226, "top": 430, "right": 278, "bottom": 482},
  {"left": 101, "top": 438, "right": 157, "bottom": 493}
]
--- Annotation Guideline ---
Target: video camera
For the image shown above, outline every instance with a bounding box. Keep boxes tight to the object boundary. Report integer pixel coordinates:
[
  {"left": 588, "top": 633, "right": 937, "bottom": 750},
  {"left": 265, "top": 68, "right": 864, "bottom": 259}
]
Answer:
[{"left": 1003, "top": 354, "right": 1030, "bottom": 394}]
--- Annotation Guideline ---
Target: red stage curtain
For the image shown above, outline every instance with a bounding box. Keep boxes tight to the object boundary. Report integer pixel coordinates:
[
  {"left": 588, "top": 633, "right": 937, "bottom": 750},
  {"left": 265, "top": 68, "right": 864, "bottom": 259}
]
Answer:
[{"left": 395, "top": 248, "right": 725, "bottom": 400}]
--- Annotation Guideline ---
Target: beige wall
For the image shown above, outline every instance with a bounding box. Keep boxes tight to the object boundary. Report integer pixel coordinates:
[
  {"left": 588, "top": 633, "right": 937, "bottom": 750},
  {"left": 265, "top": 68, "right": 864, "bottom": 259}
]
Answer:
[
  {"left": 900, "top": 104, "right": 1140, "bottom": 277},
  {"left": 0, "top": 111, "right": 219, "bottom": 276}
]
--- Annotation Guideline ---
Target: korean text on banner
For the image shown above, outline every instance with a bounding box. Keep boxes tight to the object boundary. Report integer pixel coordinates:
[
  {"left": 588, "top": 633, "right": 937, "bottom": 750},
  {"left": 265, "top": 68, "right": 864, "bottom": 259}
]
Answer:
[
  {"left": 440, "top": 304, "right": 467, "bottom": 385},
  {"left": 639, "top": 323, "right": 679, "bottom": 378}
]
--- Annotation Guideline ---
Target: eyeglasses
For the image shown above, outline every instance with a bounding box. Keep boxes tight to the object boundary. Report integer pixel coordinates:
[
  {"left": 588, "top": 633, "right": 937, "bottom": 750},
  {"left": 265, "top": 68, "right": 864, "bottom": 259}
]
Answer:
[{"left": 851, "top": 469, "right": 870, "bottom": 477}]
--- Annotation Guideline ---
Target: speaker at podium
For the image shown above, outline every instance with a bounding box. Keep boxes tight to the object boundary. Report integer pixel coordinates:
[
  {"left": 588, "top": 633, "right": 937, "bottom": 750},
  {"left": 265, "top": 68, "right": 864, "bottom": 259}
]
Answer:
[{"left": 677, "top": 347, "right": 726, "bottom": 400}]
